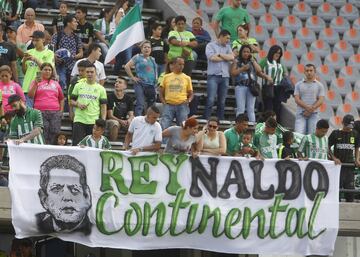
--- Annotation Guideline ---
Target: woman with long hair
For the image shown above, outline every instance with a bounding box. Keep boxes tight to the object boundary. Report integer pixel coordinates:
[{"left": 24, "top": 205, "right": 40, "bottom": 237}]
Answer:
[
  {"left": 232, "top": 24, "right": 259, "bottom": 57},
  {"left": 93, "top": 7, "right": 113, "bottom": 60},
  {"left": 28, "top": 63, "right": 64, "bottom": 144},
  {"left": 197, "top": 117, "right": 226, "bottom": 156}
]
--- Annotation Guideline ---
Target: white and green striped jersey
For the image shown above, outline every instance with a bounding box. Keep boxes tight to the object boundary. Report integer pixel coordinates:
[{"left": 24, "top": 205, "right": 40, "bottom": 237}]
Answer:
[
  {"left": 298, "top": 134, "right": 328, "bottom": 160},
  {"left": 253, "top": 131, "right": 278, "bottom": 159},
  {"left": 78, "top": 135, "right": 111, "bottom": 150}
]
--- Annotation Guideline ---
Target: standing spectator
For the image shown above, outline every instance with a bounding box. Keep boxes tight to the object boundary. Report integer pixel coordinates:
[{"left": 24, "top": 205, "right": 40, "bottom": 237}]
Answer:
[
  {"left": 161, "top": 16, "right": 175, "bottom": 41},
  {"left": 197, "top": 117, "right": 226, "bottom": 156},
  {"left": 0, "top": 24, "right": 18, "bottom": 82},
  {"left": 106, "top": 77, "right": 134, "bottom": 141},
  {"left": 159, "top": 57, "right": 193, "bottom": 130},
  {"left": 79, "top": 119, "right": 111, "bottom": 149},
  {"left": 232, "top": 24, "right": 259, "bottom": 57},
  {"left": 28, "top": 63, "right": 64, "bottom": 145},
  {"left": 52, "top": 2, "right": 68, "bottom": 33},
  {"left": 16, "top": 8, "right": 45, "bottom": 46},
  {"left": 253, "top": 117, "right": 278, "bottom": 159},
  {"left": 71, "top": 43, "right": 106, "bottom": 85},
  {"left": 329, "top": 115, "right": 360, "bottom": 202},
  {"left": 168, "top": 15, "right": 198, "bottom": 76},
  {"left": 150, "top": 23, "right": 168, "bottom": 75},
  {"left": 188, "top": 17, "right": 211, "bottom": 61},
  {"left": 163, "top": 117, "right": 199, "bottom": 155},
  {"left": 6, "top": 25, "right": 24, "bottom": 85},
  {"left": 0, "top": 0, "right": 23, "bottom": 28},
  {"left": 144, "top": 17, "right": 158, "bottom": 39},
  {"left": 230, "top": 44, "right": 272, "bottom": 122},
  {"left": 123, "top": 105, "right": 162, "bottom": 155},
  {"left": 75, "top": 6, "right": 94, "bottom": 54},
  {"left": 259, "top": 45, "right": 287, "bottom": 118},
  {"left": 125, "top": 40, "right": 157, "bottom": 116},
  {"left": 7, "top": 94, "right": 45, "bottom": 144},
  {"left": 70, "top": 63, "right": 107, "bottom": 145},
  {"left": 224, "top": 113, "right": 249, "bottom": 156},
  {"left": 204, "top": 29, "right": 234, "bottom": 120},
  {"left": 278, "top": 131, "right": 296, "bottom": 159},
  {"left": 213, "top": 0, "right": 250, "bottom": 42},
  {"left": 93, "top": 7, "right": 113, "bottom": 60},
  {"left": 52, "top": 14, "right": 83, "bottom": 90},
  {"left": 0, "top": 65, "right": 25, "bottom": 112},
  {"left": 294, "top": 64, "right": 325, "bottom": 135},
  {"left": 22, "top": 30, "right": 55, "bottom": 106}
]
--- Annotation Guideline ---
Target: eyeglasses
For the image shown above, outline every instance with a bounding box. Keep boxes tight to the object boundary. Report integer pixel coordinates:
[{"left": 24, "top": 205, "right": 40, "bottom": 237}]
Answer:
[{"left": 208, "top": 125, "right": 218, "bottom": 129}]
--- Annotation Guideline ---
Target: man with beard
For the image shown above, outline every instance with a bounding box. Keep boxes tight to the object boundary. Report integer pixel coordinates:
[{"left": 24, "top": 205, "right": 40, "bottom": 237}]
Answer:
[
  {"left": 36, "top": 155, "right": 92, "bottom": 234},
  {"left": 7, "top": 94, "right": 45, "bottom": 144}
]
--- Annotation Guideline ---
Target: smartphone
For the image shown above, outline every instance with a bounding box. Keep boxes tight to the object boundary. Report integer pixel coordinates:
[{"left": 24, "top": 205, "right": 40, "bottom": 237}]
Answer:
[{"left": 36, "top": 71, "right": 42, "bottom": 81}]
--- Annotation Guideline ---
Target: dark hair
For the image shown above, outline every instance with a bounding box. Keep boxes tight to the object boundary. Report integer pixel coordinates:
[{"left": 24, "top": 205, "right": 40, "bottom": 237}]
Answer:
[
  {"left": 59, "top": 1, "right": 67, "bottom": 7},
  {"left": 354, "top": 120, "right": 360, "bottom": 134},
  {"left": 88, "top": 43, "right": 101, "bottom": 53},
  {"left": 265, "top": 117, "right": 277, "bottom": 129},
  {"left": 95, "top": 118, "right": 106, "bottom": 129},
  {"left": 238, "top": 44, "right": 252, "bottom": 62},
  {"left": 151, "top": 22, "right": 162, "bottom": 32},
  {"left": 148, "top": 105, "right": 160, "bottom": 114},
  {"left": 0, "top": 65, "right": 12, "bottom": 73},
  {"left": 208, "top": 117, "right": 219, "bottom": 125},
  {"left": 165, "top": 16, "right": 175, "bottom": 27},
  {"left": 11, "top": 238, "right": 32, "bottom": 252},
  {"left": 75, "top": 5, "right": 87, "bottom": 15},
  {"left": 243, "top": 129, "right": 253, "bottom": 136},
  {"left": 236, "top": 23, "right": 250, "bottom": 36},
  {"left": 99, "top": 7, "right": 112, "bottom": 19},
  {"left": 86, "top": 63, "right": 96, "bottom": 69},
  {"left": 283, "top": 131, "right": 294, "bottom": 144},
  {"left": 77, "top": 59, "right": 91, "bottom": 68},
  {"left": 262, "top": 111, "right": 276, "bottom": 122},
  {"left": 175, "top": 15, "right": 186, "bottom": 24},
  {"left": 267, "top": 45, "right": 283, "bottom": 63},
  {"left": 316, "top": 119, "right": 329, "bottom": 129},
  {"left": 56, "top": 133, "right": 68, "bottom": 145},
  {"left": 0, "top": 23, "right": 5, "bottom": 33},
  {"left": 63, "top": 14, "right": 76, "bottom": 27},
  {"left": 40, "top": 62, "right": 54, "bottom": 79},
  {"left": 218, "top": 29, "right": 231, "bottom": 38},
  {"left": 235, "top": 113, "right": 249, "bottom": 123},
  {"left": 305, "top": 63, "right": 316, "bottom": 71}
]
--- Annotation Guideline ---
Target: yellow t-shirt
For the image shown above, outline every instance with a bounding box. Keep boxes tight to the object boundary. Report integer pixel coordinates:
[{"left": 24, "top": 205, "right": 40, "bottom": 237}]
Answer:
[{"left": 161, "top": 72, "right": 193, "bottom": 105}]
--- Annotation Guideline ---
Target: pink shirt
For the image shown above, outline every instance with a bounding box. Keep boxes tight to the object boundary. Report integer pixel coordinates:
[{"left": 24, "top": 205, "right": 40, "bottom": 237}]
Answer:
[
  {"left": 30, "top": 80, "right": 64, "bottom": 111},
  {"left": 16, "top": 22, "right": 45, "bottom": 44},
  {"left": 0, "top": 81, "right": 26, "bottom": 112}
]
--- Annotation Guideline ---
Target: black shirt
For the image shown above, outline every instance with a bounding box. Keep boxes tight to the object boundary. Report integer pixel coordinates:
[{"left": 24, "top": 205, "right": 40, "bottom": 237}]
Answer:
[
  {"left": 280, "top": 144, "right": 296, "bottom": 159},
  {"left": 328, "top": 129, "right": 360, "bottom": 163},
  {"left": 0, "top": 41, "right": 16, "bottom": 66},
  {"left": 150, "top": 37, "right": 168, "bottom": 65},
  {"left": 52, "top": 15, "right": 65, "bottom": 32},
  {"left": 107, "top": 92, "right": 133, "bottom": 120},
  {"left": 75, "top": 22, "right": 94, "bottom": 44}
]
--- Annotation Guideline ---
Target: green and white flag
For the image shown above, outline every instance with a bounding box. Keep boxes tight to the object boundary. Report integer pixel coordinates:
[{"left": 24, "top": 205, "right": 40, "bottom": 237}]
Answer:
[{"left": 104, "top": 4, "right": 144, "bottom": 64}]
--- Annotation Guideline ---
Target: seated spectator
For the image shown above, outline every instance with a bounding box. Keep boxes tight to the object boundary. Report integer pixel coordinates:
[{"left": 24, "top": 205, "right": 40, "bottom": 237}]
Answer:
[
  {"left": 125, "top": 40, "right": 157, "bottom": 116},
  {"left": 224, "top": 114, "right": 249, "bottom": 156},
  {"left": 253, "top": 117, "right": 278, "bottom": 159},
  {"left": 106, "top": 77, "right": 134, "bottom": 141},
  {"left": 150, "top": 23, "right": 168, "bottom": 75},
  {"left": 71, "top": 43, "right": 106, "bottom": 85},
  {"left": 255, "top": 111, "right": 287, "bottom": 145},
  {"left": 239, "top": 129, "right": 259, "bottom": 158},
  {"left": 93, "top": 8, "right": 113, "bottom": 60},
  {"left": 0, "top": 24, "right": 18, "bottom": 83},
  {"left": 279, "top": 131, "right": 296, "bottom": 159},
  {"left": 188, "top": 17, "right": 211, "bottom": 61},
  {"left": 1, "top": 0, "right": 23, "bottom": 29},
  {"left": 52, "top": 2, "right": 68, "bottom": 33},
  {"left": 197, "top": 117, "right": 226, "bottom": 156},
  {"left": 0, "top": 65, "right": 25, "bottom": 112},
  {"left": 55, "top": 132, "right": 68, "bottom": 146},
  {"left": 75, "top": 6, "right": 94, "bottom": 54},
  {"left": 79, "top": 118, "right": 111, "bottom": 149},
  {"left": 232, "top": 24, "right": 259, "bottom": 57},
  {"left": 123, "top": 105, "right": 162, "bottom": 155},
  {"left": 28, "top": 63, "right": 64, "bottom": 145},
  {"left": 162, "top": 117, "right": 199, "bottom": 155},
  {"left": 231, "top": 45, "right": 272, "bottom": 123},
  {"left": 16, "top": 8, "right": 45, "bottom": 46},
  {"left": 168, "top": 15, "right": 198, "bottom": 76}
]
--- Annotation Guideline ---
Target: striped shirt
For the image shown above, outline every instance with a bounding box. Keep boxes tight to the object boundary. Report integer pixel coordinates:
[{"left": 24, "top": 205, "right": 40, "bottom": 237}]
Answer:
[
  {"left": 1, "top": 0, "right": 23, "bottom": 17},
  {"left": 259, "top": 58, "right": 286, "bottom": 86},
  {"left": 294, "top": 79, "right": 325, "bottom": 114},
  {"left": 78, "top": 135, "right": 111, "bottom": 150},
  {"left": 253, "top": 131, "right": 278, "bottom": 159},
  {"left": 298, "top": 134, "right": 328, "bottom": 160}
]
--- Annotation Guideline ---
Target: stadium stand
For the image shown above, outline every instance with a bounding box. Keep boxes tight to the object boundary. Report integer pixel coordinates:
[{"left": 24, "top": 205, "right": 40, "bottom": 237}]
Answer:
[
  {"left": 282, "top": 15, "right": 302, "bottom": 32},
  {"left": 330, "top": 16, "right": 351, "bottom": 34},
  {"left": 268, "top": 1, "right": 289, "bottom": 19},
  {"left": 309, "top": 40, "right": 331, "bottom": 58},
  {"left": 258, "top": 13, "right": 279, "bottom": 32}
]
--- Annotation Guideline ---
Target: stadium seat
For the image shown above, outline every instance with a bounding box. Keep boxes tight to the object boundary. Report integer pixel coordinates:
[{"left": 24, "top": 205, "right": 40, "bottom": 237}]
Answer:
[
  {"left": 221, "top": 0, "right": 232, "bottom": 8},
  {"left": 336, "top": 103, "right": 359, "bottom": 118},
  {"left": 339, "top": 66, "right": 359, "bottom": 84},
  {"left": 290, "top": 64, "right": 305, "bottom": 83},
  {"left": 319, "top": 28, "right": 340, "bottom": 45},
  {"left": 262, "top": 37, "right": 284, "bottom": 52},
  {"left": 183, "top": 0, "right": 197, "bottom": 10},
  {"left": 282, "top": 15, "right": 302, "bottom": 32},
  {"left": 286, "top": 38, "right": 307, "bottom": 57},
  {"left": 317, "top": 64, "right": 336, "bottom": 84},
  {"left": 199, "top": 0, "right": 220, "bottom": 16},
  {"left": 258, "top": 50, "right": 267, "bottom": 60},
  {"left": 353, "top": 18, "right": 360, "bottom": 31},
  {"left": 344, "top": 91, "right": 360, "bottom": 110},
  {"left": 329, "top": 17, "right": 351, "bottom": 34},
  {"left": 333, "top": 40, "right": 354, "bottom": 59},
  {"left": 348, "top": 0, "right": 360, "bottom": 8},
  {"left": 282, "top": 50, "right": 298, "bottom": 69},
  {"left": 316, "top": 3, "right": 337, "bottom": 22},
  {"left": 305, "top": 16, "right": 326, "bottom": 33},
  {"left": 292, "top": 2, "right": 312, "bottom": 20},
  {"left": 348, "top": 54, "right": 360, "bottom": 71},
  {"left": 196, "top": 9, "right": 209, "bottom": 23},
  {"left": 329, "top": 77, "right": 352, "bottom": 97},
  {"left": 249, "top": 25, "right": 269, "bottom": 43},
  {"left": 309, "top": 40, "right": 331, "bottom": 58},
  {"left": 258, "top": 13, "right": 279, "bottom": 32},
  {"left": 272, "top": 26, "right": 293, "bottom": 43},
  {"left": 246, "top": 0, "right": 266, "bottom": 18},
  {"left": 319, "top": 103, "right": 335, "bottom": 120},
  {"left": 339, "top": 3, "right": 359, "bottom": 22},
  {"left": 324, "top": 90, "right": 343, "bottom": 109},
  {"left": 300, "top": 52, "right": 322, "bottom": 67},
  {"left": 268, "top": 1, "right": 290, "bottom": 19},
  {"left": 295, "top": 27, "right": 316, "bottom": 45},
  {"left": 304, "top": 0, "right": 323, "bottom": 7},
  {"left": 355, "top": 80, "right": 360, "bottom": 92},
  {"left": 343, "top": 29, "right": 360, "bottom": 46},
  {"left": 329, "top": 116, "right": 343, "bottom": 130},
  {"left": 282, "top": 0, "right": 298, "bottom": 7},
  {"left": 326, "top": 0, "right": 346, "bottom": 8},
  {"left": 248, "top": 15, "right": 256, "bottom": 28},
  {"left": 324, "top": 53, "right": 346, "bottom": 72}
]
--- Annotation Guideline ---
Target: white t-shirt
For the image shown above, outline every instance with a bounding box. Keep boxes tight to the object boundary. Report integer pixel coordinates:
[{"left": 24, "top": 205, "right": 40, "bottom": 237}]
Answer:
[
  {"left": 71, "top": 59, "right": 106, "bottom": 82},
  {"left": 128, "top": 116, "right": 162, "bottom": 148}
]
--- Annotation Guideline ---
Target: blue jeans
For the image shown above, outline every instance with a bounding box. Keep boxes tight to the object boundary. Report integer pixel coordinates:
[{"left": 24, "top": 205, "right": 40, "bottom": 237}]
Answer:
[
  {"left": 134, "top": 83, "right": 156, "bottom": 116},
  {"left": 160, "top": 103, "right": 189, "bottom": 130},
  {"left": 56, "top": 64, "right": 67, "bottom": 91},
  {"left": 25, "top": 93, "right": 33, "bottom": 108},
  {"left": 235, "top": 85, "right": 256, "bottom": 122},
  {"left": 295, "top": 112, "right": 319, "bottom": 135},
  {"left": 204, "top": 75, "right": 229, "bottom": 120}
]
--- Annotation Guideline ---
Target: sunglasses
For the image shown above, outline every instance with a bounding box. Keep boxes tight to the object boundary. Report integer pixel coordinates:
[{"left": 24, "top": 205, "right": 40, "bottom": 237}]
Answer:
[{"left": 208, "top": 125, "right": 218, "bottom": 129}]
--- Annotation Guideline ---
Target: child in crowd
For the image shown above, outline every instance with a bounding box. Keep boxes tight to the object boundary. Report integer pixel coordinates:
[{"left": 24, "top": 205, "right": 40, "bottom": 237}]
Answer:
[
  {"left": 78, "top": 119, "right": 111, "bottom": 150},
  {"left": 238, "top": 129, "right": 258, "bottom": 158},
  {"left": 150, "top": 23, "right": 168, "bottom": 75},
  {"left": 52, "top": 2, "right": 68, "bottom": 33},
  {"left": 279, "top": 131, "right": 296, "bottom": 159},
  {"left": 56, "top": 133, "right": 68, "bottom": 146}
]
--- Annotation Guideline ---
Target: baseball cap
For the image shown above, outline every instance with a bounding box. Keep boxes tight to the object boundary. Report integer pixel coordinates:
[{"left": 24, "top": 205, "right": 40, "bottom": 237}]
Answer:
[
  {"left": 30, "top": 30, "right": 45, "bottom": 38},
  {"left": 7, "top": 94, "right": 22, "bottom": 105},
  {"left": 343, "top": 114, "right": 355, "bottom": 129}
]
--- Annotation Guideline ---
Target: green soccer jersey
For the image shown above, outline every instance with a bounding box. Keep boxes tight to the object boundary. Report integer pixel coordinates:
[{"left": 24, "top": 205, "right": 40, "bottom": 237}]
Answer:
[
  {"left": 71, "top": 80, "right": 107, "bottom": 124},
  {"left": 168, "top": 30, "right": 196, "bottom": 61},
  {"left": 253, "top": 130, "right": 278, "bottom": 159},
  {"left": 78, "top": 135, "right": 111, "bottom": 150},
  {"left": 255, "top": 122, "right": 285, "bottom": 145},
  {"left": 8, "top": 107, "right": 45, "bottom": 144},
  {"left": 298, "top": 134, "right": 328, "bottom": 160},
  {"left": 224, "top": 127, "right": 243, "bottom": 156}
]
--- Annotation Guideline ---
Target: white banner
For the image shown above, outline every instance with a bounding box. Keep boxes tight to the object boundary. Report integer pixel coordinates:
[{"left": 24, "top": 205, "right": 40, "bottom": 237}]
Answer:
[{"left": 8, "top": 143, "right": 340, "bottom": 256}]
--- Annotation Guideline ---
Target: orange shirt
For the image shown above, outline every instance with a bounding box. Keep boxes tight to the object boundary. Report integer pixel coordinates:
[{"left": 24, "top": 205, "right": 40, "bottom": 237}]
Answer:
[{"left": 16, "top": 22, "right": 45, "bottom": 44}]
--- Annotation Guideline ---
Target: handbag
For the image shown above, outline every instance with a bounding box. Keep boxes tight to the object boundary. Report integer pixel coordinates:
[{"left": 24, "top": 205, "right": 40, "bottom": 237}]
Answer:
[{"left": 247, "top": 79, "right": 261, "bottom": 97}]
